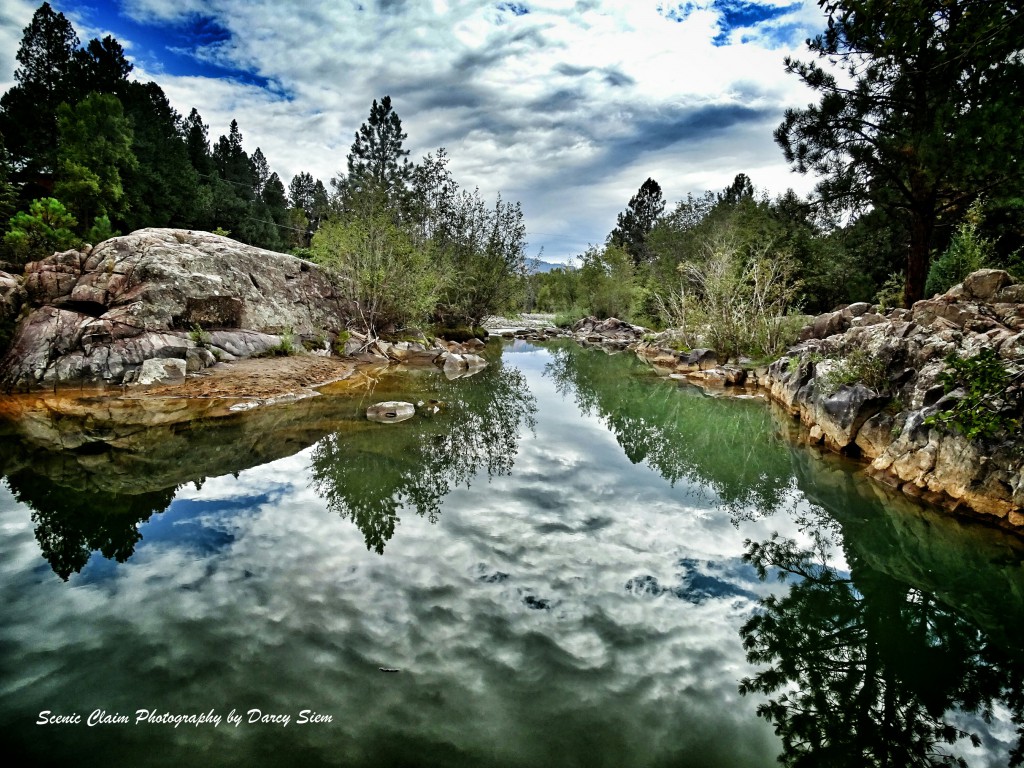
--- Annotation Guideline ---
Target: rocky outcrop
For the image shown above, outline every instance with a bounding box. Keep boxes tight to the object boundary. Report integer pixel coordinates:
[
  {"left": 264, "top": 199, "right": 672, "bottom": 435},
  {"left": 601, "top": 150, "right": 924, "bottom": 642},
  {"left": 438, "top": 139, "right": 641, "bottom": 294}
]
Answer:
[
  {"left": 0, "top": 270, "right": 26, "bottom": 356},
  {"left": 0, "top": 229, "right": 350, "bottom": 388},
  {"left": 764, "top": 270, "right": 1024, "bottom": 526},
  {"left": 571, "top": 316, "right": 648, "bottom": 348}
]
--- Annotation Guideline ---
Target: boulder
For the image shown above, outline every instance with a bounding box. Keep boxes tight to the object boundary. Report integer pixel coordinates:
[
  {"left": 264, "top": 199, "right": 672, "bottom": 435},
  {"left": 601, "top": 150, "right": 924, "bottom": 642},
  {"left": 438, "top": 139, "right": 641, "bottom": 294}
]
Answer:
[
  {"left": 1, "top": 229, "right": 349, "bottom": 388},
  {"left": 963, "top": 269, "right": 1013, "bottom": 302},
  {"left": 129, "top": 357, "right": 187, "bottom": 386},
  {"left": 366, "top": 401, "right": 416, "bottom": 424}
]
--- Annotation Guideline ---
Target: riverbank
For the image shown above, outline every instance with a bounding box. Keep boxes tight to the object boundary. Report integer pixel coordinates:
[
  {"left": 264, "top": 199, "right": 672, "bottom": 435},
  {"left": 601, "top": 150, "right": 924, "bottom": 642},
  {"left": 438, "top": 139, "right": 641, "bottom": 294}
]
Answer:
[{"left": 617, "top": 270, "right": 1024, "bottom": 530}]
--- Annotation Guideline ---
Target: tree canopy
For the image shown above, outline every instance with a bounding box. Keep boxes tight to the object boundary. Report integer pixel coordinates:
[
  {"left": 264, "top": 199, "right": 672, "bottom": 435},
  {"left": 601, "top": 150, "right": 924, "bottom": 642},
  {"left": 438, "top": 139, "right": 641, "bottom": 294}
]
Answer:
[{"left": 776, "top": 0, "right": 1024, "bottom": 304}]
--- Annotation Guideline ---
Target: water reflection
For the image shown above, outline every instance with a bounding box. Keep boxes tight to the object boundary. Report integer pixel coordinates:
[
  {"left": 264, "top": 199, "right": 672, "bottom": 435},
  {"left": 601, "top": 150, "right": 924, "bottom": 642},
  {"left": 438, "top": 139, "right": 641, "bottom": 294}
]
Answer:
[
  {"left": 543, "top": 341, "right": 795, "bottom": 516},
  {"left": 739, "top": 478, "right": 1024, "bottom": 766},
  {"left": 2, "top": 341, "right": 1024, "bottom": 767},
  {"left": 310, "top": 359, "right": 537, "bottom": 553},
  {"left": 5, "top": 473, "right": 175, "bottom": 580}
]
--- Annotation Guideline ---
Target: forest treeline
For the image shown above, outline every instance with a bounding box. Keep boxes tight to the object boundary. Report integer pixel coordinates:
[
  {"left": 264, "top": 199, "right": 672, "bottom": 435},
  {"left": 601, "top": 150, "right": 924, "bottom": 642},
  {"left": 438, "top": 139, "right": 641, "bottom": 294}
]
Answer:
[
  {"left": 530, "top": 0, "right": 1024, "bottom": 354},
  {"left": 1, "top": 1, "right": 1023, "bottom": 348},
  {"left": 0, "top": 3, "right": 526, "bottom": 334}
]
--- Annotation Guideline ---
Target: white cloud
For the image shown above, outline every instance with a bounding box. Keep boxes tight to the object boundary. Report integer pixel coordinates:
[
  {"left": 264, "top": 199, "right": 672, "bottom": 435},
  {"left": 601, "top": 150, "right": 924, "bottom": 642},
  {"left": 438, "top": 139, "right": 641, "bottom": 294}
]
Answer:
[{"left": 3, "top": 0, "right": 825, "bottom": 261}]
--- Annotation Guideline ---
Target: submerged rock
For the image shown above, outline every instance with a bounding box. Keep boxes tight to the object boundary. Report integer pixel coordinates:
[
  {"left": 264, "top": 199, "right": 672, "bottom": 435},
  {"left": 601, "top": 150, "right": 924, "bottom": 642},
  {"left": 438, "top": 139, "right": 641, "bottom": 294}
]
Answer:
[{"left": 366, "top": 401, "right": 416, "bottom": 423}]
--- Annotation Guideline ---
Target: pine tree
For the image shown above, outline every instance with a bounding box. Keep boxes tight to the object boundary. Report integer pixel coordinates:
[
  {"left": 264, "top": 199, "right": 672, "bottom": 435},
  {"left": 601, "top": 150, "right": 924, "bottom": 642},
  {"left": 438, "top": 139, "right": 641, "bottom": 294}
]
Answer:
[
  {"left": 337, "top": 95, "right": 413, "bottom": 210},
  {"left": 610, "top": 177, "right": 665, "bottom": 265},
  {"left": 0, "top": 2, "right": 82, "bottom": 175},
  {"left": 776, "top": 0, "right": 1024, "bottom": 305}
]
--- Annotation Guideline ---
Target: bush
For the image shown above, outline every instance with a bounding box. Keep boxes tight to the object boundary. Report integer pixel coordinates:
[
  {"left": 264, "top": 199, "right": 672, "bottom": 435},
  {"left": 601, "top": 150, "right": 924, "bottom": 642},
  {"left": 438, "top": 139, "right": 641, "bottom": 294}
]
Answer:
[
  {"left": 925, "top": 199, "right": 992, "bottom": 298},
  {"left": 818, "top": 347, "right": 889, "bottom": 396},
  {"left": 875, "top": 271, "right": 906, "bottom": 311},
  {"left": 554, "top": 306, "right": 589, "bottom": 328},
  {"left": 311, "top": 212, "right": 439, "bottom": 334},
  {"left": 924, "top": 348, "right": 1023, "bottom": 440},
  {"left": 656, "top": 232, "right": 801, "bottom": 360},
  {"left": 3, "top": 198, "right": 80, "bottom": 265}
]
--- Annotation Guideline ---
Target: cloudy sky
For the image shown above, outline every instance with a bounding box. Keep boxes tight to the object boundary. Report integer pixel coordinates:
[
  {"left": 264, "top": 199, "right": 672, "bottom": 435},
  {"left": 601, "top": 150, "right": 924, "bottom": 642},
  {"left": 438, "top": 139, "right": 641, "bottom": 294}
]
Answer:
[{"left": 0, "top": 0, "right": 826, "bottom": 262}]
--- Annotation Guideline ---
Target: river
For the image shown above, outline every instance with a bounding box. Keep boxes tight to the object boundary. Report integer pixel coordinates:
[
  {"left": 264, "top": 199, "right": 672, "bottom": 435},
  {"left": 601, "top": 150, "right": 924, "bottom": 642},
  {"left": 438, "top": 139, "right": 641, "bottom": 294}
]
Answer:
[{"left": 2, "top": 339, "right": 1023, "bottom": 767}]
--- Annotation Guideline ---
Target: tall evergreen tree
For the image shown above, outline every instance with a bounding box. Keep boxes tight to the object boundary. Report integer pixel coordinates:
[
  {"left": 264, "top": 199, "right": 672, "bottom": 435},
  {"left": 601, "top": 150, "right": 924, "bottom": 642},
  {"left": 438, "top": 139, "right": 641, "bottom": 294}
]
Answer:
[
  {"left": 0, "top": 2, "right": 81, "bottom": 175},
  {"left": 609, "top": 177, "right": 665, "bottom": 265},
  {"left": 120, "top": 81, "right": 201, "bottom": 230},
  {"left": 336, "top": 95, "right": 413, "bottom": 210},
  {"left": 73, "top": 35, "right": 132, "bottom": 97},
  {"left": 776, "top": 0, "right": 1024, "bottom": 305},
  {"left": 184, "top": 108, "right": 214, "bottom": 177},
  {"left": 53, "top": 92, "right": 136, "bottom": 230}
]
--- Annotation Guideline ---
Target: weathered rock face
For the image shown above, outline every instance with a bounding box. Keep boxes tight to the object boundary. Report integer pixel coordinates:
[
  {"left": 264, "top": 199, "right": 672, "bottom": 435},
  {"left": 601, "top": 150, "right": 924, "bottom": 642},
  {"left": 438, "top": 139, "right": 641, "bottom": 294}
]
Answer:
[
  {"left": 1, "top": 229, "right": 349, "bottom": 388},
  {"left": 0, "top": 270, "right": 26, "bottom": 356},
  {"left": 764, "top": 270, "right": 1024, "bottom": 525},
  {"left": 572, "top": 316, "right": 649, "bottom": 347}
]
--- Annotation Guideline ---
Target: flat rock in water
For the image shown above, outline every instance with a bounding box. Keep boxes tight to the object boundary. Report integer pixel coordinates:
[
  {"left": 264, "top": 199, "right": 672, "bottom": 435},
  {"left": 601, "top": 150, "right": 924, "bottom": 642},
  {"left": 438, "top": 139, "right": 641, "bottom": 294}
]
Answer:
[{"left": 366, "top": 401, "right": 416, "bottom": 423}]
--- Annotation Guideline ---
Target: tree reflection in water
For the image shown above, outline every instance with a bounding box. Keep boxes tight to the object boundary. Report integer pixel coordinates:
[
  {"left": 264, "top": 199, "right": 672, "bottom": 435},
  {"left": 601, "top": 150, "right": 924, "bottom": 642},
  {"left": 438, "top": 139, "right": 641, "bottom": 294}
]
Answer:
[
  {"left": 740, "top": 530, "right": 1024, "bottom": 767},
  {"left": 543, "top": 341, "right": 796, "bottom": 516},
  {"left": 309, "top": 358, "right": 537, "bottom": 554},
  {"left": 5, "top": 471, "right": 175, "bottom": 580}
]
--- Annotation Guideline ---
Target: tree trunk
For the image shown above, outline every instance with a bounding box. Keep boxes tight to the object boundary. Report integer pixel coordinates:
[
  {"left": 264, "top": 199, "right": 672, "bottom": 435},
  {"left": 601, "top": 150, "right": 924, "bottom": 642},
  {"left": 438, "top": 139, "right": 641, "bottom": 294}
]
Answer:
[{"left": 904, "top": 208, "right": 935, "bottom": 307}]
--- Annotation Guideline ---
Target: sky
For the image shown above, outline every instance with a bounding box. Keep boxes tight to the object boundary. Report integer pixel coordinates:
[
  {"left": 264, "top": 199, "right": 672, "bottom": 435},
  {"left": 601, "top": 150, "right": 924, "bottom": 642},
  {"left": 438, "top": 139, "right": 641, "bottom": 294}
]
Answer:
[{"left": 0, "top": 0, "right": 827, "bottom": 263}]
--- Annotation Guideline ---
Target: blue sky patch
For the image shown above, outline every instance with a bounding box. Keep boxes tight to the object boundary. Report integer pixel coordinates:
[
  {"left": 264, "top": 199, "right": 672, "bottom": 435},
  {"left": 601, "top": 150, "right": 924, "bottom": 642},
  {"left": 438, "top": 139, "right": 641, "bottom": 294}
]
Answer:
[
  {"left": 56, "top": 0, "right": 274, "bottom": 88},
  {"left": 497, "top": 2, "right": 530, "bottom": 16},
  {"left": 658, "top": 1, "right": 803, "bottom": 47}
]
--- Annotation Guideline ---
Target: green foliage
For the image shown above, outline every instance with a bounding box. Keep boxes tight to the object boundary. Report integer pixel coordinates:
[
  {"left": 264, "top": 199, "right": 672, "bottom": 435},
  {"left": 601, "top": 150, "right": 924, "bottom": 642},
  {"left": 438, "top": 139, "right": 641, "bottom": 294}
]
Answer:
[
  {"left": 656, "top": 228, "right": 802, "bottom": 360},
  {"left": 925, "top": 199, "right": 992, "bottom": 297},
  {"left": 3, "top": 197, "right": 80, "bottom": 264},
  {"left": 924, "top": 348, "right": 1023, "bottom": 441},
  {"left": 212, "top": 227, "right": 231, "bottom": 238},
  {"left": 430, "top": 182, "right": 528, "bottom": 327},
  {"left": 609, "top": 177, "right": 665, "bottom": 265},
  {"left": 333, "top": 329, "right": 352, "bottom": 356},
  {"left": 54, "top": 92, "right": 137, "bottom": 228},
  {"left": 875, "top": 271, "right": 906, "bottom": 312},
  {"left": 311, "top": 211, "right": 438, "bottom": 333},
  {"left": 257, "top": 327, "right": 295, "bottom": 357},
  {"left": 817, "top": 348, "right": 889, "bottom": 397},
  {"left": 188, "top": 323, "right": 211, "bottom": 346},
  {"left": 334, "top": 95, "right": 413, "bottom": 212},
  {"left": 578, "top": 243, "right": 634, "bottom": 320},
  {"left": 553, "top": 306, "right": 588, "bottom": 328},
  {"left": 776, "top": 0, "right": 1024, "bottom": 304},
  {"left": 529, "top": 266, "right": 580, "bottom": 314},
  {"left": 0, "top": 2, "right": 81, "bottom": 174},
  {"left": 84, "top": 214, "right": 117, "bottom": 244}
]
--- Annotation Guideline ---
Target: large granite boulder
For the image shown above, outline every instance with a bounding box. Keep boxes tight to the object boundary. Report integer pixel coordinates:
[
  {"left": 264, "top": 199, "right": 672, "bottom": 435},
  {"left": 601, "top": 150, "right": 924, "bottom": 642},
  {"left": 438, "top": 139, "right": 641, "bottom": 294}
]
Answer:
[
  {"left": 1, "top": 229, "right": 350, "bottom": 388},
  {"left": 0, "top": 270, "right": 26, "bottom": 356}
]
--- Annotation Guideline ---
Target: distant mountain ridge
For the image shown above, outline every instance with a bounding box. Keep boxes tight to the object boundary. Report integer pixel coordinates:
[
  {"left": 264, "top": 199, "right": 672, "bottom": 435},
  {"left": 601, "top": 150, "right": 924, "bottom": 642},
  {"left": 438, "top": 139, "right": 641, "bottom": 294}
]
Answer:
[{"left": 527, "top": 259, "right": 573, "bottom": 274}]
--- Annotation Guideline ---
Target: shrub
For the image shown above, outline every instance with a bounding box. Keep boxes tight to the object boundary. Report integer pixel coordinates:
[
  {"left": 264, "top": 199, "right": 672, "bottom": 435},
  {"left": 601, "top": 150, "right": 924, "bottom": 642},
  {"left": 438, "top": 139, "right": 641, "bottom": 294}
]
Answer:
[
  {"left": 924, "top": 199, "right": 992, "bottom": 298},
  {"left": 3, "top": 198, "right": 80, "bottom": 265},
  {"left": 874, "top": 271, "right": 906, "bottom": 312},
  {"left": 188, "top": 324, "right": 211, "bottom": 347},
  {"left": 924, "top": 348, "right": 1023, "bottom": 440},
  {"left": 818, "top": 348, "right": 889, "bottom": 396},
  {"left": 656, "top": 232, "right": 801, "bottom": 360},
  {"left": 311, "top": 212, "right": 438, "bottom": 334}
]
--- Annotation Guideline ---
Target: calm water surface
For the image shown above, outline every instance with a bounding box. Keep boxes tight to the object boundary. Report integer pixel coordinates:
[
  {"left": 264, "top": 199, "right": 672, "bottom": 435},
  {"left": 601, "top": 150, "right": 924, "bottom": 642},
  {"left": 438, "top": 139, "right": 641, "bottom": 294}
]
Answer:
[{"left": 2, "top": 340, "right": 1024, "bottom": 767}]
